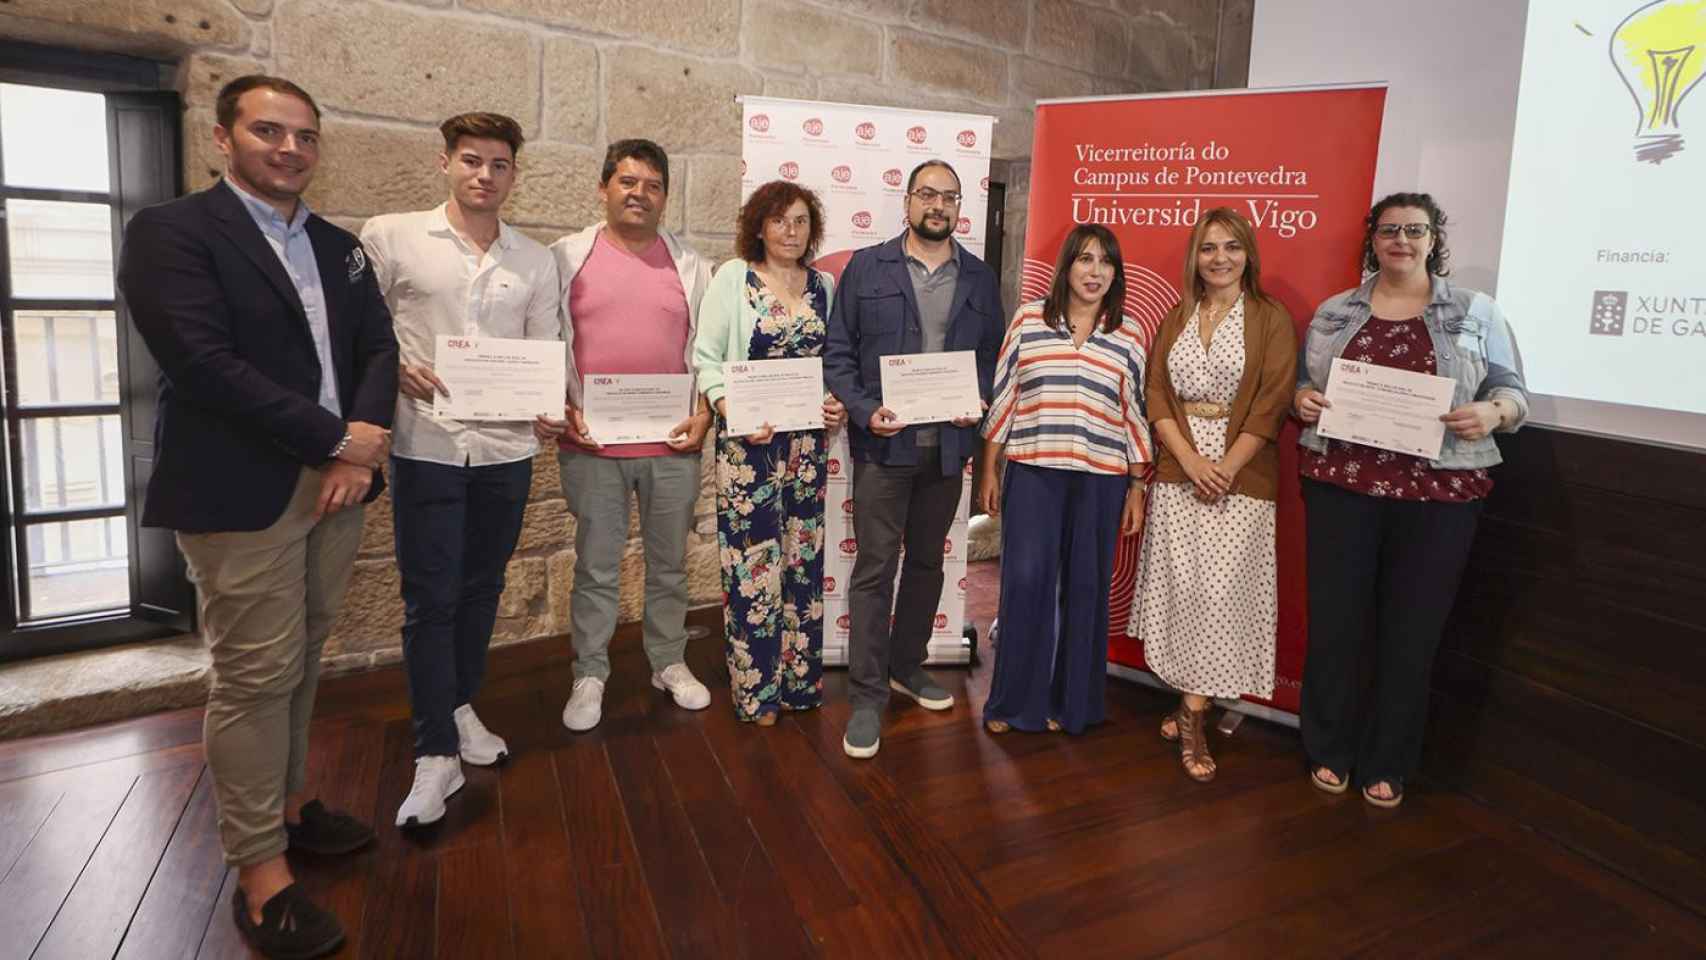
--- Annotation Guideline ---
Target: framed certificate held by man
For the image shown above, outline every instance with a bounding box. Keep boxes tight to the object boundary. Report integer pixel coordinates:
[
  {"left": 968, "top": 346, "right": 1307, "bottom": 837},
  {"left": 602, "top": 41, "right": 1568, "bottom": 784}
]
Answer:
[
  {"left": 722, "top": 357, "right": 825, "bottom": 435},
  {"left": 432, "top": 335, "right": 567, "bottom": 422},
  {"left": 582, "top": 373, "right": 695, "bottom": 444},
  {"left": 1316, "top": 358, "right": 1455, "bottom": 459},
  {"left": 879, "top": 350, "right": 982, "bottom": 424}
]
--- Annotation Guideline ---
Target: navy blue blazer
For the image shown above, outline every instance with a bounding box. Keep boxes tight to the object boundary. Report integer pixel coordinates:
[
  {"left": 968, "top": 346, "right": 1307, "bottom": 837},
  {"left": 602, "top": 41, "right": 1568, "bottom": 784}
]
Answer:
[
  {"left": 117, "top": 182, "right": 399, "bottom": 533},
  {"left": 823, "top": 233, "right": 1004, "bottom": 473}
]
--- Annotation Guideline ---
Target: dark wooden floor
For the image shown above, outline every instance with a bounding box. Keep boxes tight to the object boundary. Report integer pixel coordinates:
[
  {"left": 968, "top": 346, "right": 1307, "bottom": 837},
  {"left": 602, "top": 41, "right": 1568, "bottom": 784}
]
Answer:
[{"left": 4, "top": 603, "right": 1705, "bottom": 959}]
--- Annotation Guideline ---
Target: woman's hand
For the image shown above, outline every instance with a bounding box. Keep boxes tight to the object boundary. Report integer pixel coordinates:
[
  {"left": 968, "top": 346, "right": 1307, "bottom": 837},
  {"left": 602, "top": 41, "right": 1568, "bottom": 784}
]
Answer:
[
  {"left": 822, "top": 393, "right": 846, "bottom": 431},
  {"left": 1294, "top": 387, "right": 1331, "bottom": 423},
  {"left": 1121, "top": 485, "right": 1146, "bottom": 536},
  {"left": 715, "top": 397, "right": 772, "bottom": 443},
  {"left": 977, "top": 466, "right": 1001, "bottom": 516},
  {"left": 747, "top": 423, "right": 776, "bottom": 444},
  {"left": 1181, "top": 452, "right": 1230, "bottom": 503},
  {"left": 1440, "top": 400, "right": 1500, "bottom": 441}
]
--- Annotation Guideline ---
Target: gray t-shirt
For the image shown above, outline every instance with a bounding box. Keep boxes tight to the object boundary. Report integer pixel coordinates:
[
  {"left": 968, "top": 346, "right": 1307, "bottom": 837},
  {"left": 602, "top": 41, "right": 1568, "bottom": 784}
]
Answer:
[{"left": 905, "top": 247, "right": 960, "bottom": 447}]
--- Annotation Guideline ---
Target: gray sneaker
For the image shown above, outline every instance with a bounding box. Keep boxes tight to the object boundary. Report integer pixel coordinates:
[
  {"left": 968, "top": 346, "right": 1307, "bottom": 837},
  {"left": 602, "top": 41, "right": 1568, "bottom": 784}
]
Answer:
[
  {"left": 890, "top": 672, "right": 955, "bottom": 711},
  {"left": 842, "top": 708, "right": 882, "bottom": 759}
]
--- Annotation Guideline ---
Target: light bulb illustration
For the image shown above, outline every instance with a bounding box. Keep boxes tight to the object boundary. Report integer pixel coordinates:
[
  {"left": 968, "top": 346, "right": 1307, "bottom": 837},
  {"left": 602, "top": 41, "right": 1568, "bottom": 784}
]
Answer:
[{"left": 1609, "top": 0, "right": 1706, "bottom": 164}]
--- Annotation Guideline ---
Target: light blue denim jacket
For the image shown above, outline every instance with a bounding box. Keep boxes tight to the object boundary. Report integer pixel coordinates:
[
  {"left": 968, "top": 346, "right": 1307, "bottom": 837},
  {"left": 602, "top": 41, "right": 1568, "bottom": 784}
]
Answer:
[{"left": 1296, "top": 274, "right": 1528, "bottom": 470}]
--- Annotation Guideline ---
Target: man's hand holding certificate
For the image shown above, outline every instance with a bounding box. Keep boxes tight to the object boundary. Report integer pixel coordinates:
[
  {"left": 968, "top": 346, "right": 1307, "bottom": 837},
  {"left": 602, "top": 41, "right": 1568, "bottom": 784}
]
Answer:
[
  {"left": 581, "top": 374, "right": 694, "bottom": 445},
  {"left": 432, "top": 335, "right": 566, "bottom": 421},
  {"left": 722, "top": 357, "right": 825, "bottom": 436},
  {"left": 1316, "top": 358, "right": 1455, "bottom": 459},
  {"left": 879, "top": 350, "right": 982, "bottom": 425}
]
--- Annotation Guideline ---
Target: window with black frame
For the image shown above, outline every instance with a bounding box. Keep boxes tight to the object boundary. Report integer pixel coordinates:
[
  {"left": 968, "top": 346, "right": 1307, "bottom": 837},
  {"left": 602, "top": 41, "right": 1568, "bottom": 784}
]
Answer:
[{"left": 1, "top": 45, "right": 191, "bottom": 661}]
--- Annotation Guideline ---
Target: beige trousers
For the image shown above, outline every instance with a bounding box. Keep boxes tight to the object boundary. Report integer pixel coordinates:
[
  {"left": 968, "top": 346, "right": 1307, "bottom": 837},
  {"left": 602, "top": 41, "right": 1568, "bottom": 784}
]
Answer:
[{"left": 176, "top": 467, "right": 364, "bottom": 866}]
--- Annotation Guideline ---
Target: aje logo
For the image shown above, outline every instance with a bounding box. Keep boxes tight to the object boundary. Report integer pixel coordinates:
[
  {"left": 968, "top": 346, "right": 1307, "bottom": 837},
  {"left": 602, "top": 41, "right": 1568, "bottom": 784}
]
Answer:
[
  {"left": 933, "top": 613, "right": 949, "bottom": 630},
  {"left": 839, "top": 538, "right": 857, "bottom": 556},
  {"left": 980, "top": 175, "right": 991, "bottom": 193},
  {"left": 831, "top": 164, "right": 853, "bottom": 183},
  {"left": 906, "top": 125, "right": 928, "bottom": 144},
  {"left": 823, "top": 575, "right": 837, "bottom": 593},
  {"left": 957, "top": 129, "right": 977, "bottom": 148},
  {"left": 841, "top": 498, "right": 855, "bottom": 514},
  {"left": 851, "top": 210, "right": 873, "bottom": 229},
  {"left": 956, "top": 216, "right": 972, "bottom": 235},
  {"left": 855, "top": 121, "right": 877, "bottom": 141},
  {"left": 1591, "top": 290, "right": 1628, "bottom": 336},
  {"left": 827, "top": 457, "right": 842, "bottom": 475},
  {"left": 778, "top": 161, "right": 800, "bottom": 180},
  {"left": 803, "top": 117, "right": 824, "bottom": 136},
  {"left": 748, "top": 114, "right": 771, "bottom": 133},
  {"left": 837, "top": 613, "right": 852, "bottom": 630},
  {"left": 882, "top": 168, "right": 904, "bottom": 188}
]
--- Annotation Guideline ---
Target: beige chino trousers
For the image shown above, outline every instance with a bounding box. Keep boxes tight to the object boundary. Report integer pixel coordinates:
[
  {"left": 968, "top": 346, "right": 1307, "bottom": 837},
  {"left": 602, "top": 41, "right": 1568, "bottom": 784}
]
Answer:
[{"left": 175, "top": 467, "right": 364, "bottom": 866}]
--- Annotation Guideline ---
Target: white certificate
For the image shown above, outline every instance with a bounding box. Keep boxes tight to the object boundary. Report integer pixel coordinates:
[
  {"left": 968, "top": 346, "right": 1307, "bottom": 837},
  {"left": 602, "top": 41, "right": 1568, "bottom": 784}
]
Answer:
[
  {"left": 1317, "top": 357, "right": 1455, "bottom": 459},
  {"left": 722, "top": 357, "right": 824, "bottom": 435},
  {"left": 581, "top": 373, "right": 695, "bottom": 444},
  {"left": 879, "top": 350, "right": 982, "bottom": 424},
  {"left": 432, "top": 335, "right": 566, "bottom": 422}
]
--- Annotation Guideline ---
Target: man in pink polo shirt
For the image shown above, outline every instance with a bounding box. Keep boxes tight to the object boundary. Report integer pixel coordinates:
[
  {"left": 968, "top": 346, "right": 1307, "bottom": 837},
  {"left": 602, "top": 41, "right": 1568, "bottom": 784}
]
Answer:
[{"left": 538, "top": 139, "right": 714, "bottom": 731}]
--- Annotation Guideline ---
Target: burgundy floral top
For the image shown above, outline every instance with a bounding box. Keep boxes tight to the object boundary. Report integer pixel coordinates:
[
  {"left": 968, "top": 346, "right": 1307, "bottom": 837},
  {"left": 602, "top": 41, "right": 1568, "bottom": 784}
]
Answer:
[{"left": 1299, "top": 317, "right": 1492, "bottom": 502}]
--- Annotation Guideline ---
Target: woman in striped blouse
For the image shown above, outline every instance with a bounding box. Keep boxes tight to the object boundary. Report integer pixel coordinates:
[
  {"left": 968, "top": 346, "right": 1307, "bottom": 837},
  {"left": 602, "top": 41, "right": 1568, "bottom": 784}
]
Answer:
[{"left": 976, "top": 223, "right": 1152, "bottom": 735}]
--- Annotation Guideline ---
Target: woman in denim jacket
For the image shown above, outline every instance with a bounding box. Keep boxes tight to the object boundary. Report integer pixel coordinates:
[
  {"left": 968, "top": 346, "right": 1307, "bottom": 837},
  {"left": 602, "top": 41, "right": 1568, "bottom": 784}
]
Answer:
[{"left": 1293, "top": 192, "right": 1527, "bottom": 808}]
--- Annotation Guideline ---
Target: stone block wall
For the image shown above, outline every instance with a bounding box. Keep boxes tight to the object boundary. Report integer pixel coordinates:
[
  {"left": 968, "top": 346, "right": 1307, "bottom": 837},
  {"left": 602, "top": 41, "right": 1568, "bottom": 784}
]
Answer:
[{"left": 1, "top": 0, "right": 1252, "bottom": 670}]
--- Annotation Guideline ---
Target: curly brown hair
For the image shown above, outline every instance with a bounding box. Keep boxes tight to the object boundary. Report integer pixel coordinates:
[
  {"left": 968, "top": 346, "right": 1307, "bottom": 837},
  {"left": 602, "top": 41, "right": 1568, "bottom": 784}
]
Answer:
[{"left": 736, "top": 180, "right": 825, "bottom": 265}]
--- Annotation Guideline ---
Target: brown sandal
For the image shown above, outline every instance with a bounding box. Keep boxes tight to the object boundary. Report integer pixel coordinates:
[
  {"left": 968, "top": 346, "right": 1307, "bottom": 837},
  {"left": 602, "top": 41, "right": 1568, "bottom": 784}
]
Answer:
[
  {"left": 984, "top": 719, "right": 1011, "bottom": 734},
  {"left": 755, "top": 712, "right": 778, "bottom": 727},
  {"left": 1175, "top": 706, "right": 1216, "bottom": 782},
  {"left": 1160, "top": 710, "right": 1181, "bottom": 742}
]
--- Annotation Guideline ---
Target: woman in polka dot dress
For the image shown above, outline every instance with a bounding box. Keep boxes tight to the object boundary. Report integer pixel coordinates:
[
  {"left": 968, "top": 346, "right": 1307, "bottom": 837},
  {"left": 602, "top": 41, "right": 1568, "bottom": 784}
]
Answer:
[{"left": 1133, "top": 208, "right": 1296, "bottom": 782}]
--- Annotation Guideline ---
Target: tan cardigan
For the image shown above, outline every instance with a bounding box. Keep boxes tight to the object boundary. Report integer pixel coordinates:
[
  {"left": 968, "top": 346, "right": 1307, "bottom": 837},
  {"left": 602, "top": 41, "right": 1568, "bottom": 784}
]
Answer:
[{"left": 1145, "top": 296, "right": 1298, "bottom": 501}]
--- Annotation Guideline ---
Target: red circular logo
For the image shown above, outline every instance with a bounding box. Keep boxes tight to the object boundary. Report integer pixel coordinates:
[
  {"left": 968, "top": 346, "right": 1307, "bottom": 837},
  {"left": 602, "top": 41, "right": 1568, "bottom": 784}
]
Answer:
[
  {"left": 980, "top": 175, "right": 990, "bottom": 192},
  {"left": 803, "top": 117, "right": 824, "bottom": 136},
  {"left": 851, "top": 210, "right": 873, "bottom": 229},
  {"left": 824, "top": 576, "right": 837, "bottom": 592},
  {"left": 855, "top": 121, "right": 877, "bottom": 141},
  {"left": 778, "top": 161, "right": 799, "bottom": 180},
  {"left": 956, "top": 216, "right": 972, "bottom": 234},
  {"left": 906, "top": 125, "right": 928, "bottom": 144},
  {"left": 934, "top": 613, "right": 949, "bottom": 629},
  {"left": 958, "top": 576, "right": 968, "bottom": 591},
  {"left": 837, "top": 613, "right": 852, "bottom": 629},
  {"left": 828, "top": 458, "right": 841, "bottom": 475},
  {"left": 957, "top": 129, "right": 977, "bottom": 148},
  {"left": 839, "top": 538, "right": 858, "bottom": 556},
  {"left": 841, "top": 498, "right": 855, "bottom": 513},
  {"left": 944, "top": 537, "right": 954, "bottom": 553},
  {"left": 831, "top": 164, "right": 852, "bottom": 183},
  {"left": 740, "top": 159, "right": 747, "bottom": 176},
  {"left": 748, "top": 114, "right": 771, "bottom": 133},
  {"left": 881, "top": 168, "right": 903, "bottom": 187}
]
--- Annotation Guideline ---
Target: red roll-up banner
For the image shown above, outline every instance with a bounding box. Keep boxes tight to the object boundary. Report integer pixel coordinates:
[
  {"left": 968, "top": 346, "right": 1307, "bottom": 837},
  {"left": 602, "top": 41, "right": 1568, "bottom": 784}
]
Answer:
[{"left": 1023, "top": 84, "right": 1387, "bottom": 715}]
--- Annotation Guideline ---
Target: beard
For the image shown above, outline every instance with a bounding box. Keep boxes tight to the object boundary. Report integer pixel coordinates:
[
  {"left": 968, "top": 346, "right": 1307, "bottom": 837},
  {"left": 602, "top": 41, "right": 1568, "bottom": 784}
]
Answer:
[{"left": 910, "top": 214, "right": 954, "bottom": 242}]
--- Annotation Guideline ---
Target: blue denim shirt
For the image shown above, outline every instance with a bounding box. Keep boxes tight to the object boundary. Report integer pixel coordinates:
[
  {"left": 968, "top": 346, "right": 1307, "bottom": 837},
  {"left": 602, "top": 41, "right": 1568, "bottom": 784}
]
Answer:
[
  {"left": 1296, "top": 274, "right": 1528, "bottom": 470},
  {"left": 225, "top": 178, "right": 342, "bottom": 417}
]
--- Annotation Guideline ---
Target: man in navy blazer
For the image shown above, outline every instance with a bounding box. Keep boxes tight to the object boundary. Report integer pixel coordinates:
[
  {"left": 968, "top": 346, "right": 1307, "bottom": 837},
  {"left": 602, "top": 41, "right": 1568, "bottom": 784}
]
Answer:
[
  {"left": 823, "top": 159, "right": 1004, "bottom": 760},
  {"left": 118, "top": 75, "right": 396, "bottom": 960}
]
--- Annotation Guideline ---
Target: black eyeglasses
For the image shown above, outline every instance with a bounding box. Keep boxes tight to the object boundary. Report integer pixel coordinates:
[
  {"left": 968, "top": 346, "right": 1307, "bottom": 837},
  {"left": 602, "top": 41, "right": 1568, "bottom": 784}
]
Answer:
[
  {"left": 1374, "top": 223, "right": 1431, "bottom": 240},
  {"left": 908, "top": 187, "right": 962, "bottom": 206}
]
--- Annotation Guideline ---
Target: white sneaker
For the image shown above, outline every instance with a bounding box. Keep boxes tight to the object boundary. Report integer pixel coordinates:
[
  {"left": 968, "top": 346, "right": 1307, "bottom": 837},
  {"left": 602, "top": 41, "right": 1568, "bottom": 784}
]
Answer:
[
  {"left": 395, "top": 755, "right": 464, "bottom": 828},
  {"left": 562, "top": 676, "right": 605, "bottom": 732},
  {"left": 453, "top": 704, "right": 509, "bottom": 766},
  {"left": 651, "top": 663, "right": 711, "bottom": 711}
]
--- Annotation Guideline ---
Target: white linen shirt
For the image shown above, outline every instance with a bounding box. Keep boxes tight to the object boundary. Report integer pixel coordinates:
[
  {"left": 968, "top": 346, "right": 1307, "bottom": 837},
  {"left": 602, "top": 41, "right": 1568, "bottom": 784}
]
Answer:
[{"left": 361, "top": 204, "right": 563, "bottom": 466}]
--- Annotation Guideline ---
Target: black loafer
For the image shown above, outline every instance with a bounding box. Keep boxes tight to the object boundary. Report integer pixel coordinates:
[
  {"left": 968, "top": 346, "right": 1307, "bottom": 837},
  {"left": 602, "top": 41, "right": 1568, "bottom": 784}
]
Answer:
[
  {"left": 285, "top": 799, "right": 376, "bottom": 855},
  {"left": 233, "top": 883, "right": 345, "bottom": 960}
]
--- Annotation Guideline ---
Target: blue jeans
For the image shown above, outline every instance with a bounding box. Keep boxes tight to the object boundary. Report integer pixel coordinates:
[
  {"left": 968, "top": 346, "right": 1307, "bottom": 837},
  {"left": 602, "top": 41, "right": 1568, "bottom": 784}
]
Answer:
[{"left": 392, "top": 455, "right": 532, "bottom": 757}]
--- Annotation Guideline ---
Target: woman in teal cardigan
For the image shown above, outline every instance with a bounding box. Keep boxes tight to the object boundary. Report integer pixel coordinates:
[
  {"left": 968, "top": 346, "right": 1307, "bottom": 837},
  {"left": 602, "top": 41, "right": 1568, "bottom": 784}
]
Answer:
[{"left": 692, "top": 180, "right": 844, "bottom": 724}]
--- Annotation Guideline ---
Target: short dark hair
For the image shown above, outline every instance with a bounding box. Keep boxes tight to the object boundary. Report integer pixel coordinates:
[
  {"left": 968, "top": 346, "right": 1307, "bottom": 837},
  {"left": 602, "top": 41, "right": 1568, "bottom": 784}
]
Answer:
[
  {"left": 736, "top": 180, "right": 825, "bottom": 266},
  {"left": 1363, "top": 191, "right": 1451, "bottom": 277},
  {"left": 440, "top": 112, "right": 525, "bottom": 158},
  {"left": 215, "top": 75, "right": 321, "bottom": 130},
  {"left": 906, "top": 159, "right": 960, "bottom": 194},
  {"left": 601, "top": 138, "right": 670, "bottom": 193},
  {"left": 1042, "top": 224, "right": 1126, "bottom": 335}
]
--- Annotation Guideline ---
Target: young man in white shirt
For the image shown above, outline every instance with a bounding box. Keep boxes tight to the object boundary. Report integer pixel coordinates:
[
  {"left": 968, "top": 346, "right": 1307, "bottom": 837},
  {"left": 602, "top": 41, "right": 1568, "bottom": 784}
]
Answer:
[
  {"left": 535, "top": 140, "right": 714, "bottom": 731},
  {"left": 360, "top": 113, "right": 562, "bottom": 827}
]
